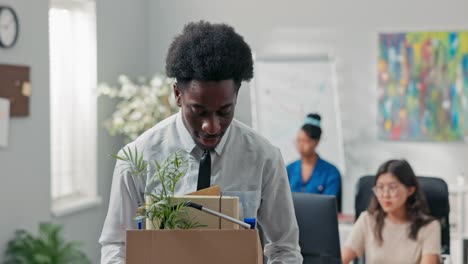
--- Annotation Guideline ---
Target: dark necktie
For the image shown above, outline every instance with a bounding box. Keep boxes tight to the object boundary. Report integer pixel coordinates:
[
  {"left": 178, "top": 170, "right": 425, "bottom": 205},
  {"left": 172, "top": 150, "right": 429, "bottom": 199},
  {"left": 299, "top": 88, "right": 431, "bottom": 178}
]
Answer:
[{"left": 197, "top": 150, "right": 211, "bottom": 190}]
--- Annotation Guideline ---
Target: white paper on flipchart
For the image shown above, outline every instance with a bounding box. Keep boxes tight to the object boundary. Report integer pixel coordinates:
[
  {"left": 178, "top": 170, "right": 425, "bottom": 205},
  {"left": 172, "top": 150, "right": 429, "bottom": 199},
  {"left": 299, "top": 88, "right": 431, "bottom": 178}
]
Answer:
[
  {"left": 0, "top": 98, "right": 10, "bottom": 148},
  {"left": 251, "top": 57, "right": 346, "bottom": 175}
]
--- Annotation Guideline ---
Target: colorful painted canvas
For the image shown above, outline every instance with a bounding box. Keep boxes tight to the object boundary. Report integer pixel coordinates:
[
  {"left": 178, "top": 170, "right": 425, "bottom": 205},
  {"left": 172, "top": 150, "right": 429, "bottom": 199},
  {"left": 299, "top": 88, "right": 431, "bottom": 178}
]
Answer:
[{"left": 378, "top": 32, "right": 468, "bottom": 141}]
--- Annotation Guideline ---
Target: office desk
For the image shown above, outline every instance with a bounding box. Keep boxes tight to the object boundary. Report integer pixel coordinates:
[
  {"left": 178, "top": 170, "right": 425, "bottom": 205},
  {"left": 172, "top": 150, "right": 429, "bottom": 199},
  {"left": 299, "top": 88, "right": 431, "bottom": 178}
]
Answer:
[
  {"left": 339, "top": 222, "right": 353, "bottom": 248},
  {"left": 338, "top": 214, "right": 354, "bottom": 249}
]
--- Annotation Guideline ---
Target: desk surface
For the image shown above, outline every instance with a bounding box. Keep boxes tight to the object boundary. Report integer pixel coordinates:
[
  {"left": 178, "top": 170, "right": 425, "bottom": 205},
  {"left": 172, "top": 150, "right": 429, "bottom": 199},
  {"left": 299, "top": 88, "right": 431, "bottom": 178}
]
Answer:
[
  {"left": 338, "top": 222, "right": 353, "bottom": 249},
  {"left": 338, "top": 213, "right": 355, "bottom": 248}
]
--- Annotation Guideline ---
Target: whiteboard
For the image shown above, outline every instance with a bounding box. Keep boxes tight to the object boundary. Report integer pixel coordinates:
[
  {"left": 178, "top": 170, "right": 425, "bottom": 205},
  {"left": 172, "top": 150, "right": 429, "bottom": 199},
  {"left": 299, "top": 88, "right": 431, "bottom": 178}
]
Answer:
[{"left": 251, "top": 57, "right": 346, "bottom": 174}]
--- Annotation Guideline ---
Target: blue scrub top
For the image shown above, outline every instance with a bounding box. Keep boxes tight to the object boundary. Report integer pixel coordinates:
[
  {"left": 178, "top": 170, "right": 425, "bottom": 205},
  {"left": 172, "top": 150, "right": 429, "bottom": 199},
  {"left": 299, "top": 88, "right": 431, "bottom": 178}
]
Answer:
[{"left": 286, "top": 156, "right": 341, "bottom": 195}]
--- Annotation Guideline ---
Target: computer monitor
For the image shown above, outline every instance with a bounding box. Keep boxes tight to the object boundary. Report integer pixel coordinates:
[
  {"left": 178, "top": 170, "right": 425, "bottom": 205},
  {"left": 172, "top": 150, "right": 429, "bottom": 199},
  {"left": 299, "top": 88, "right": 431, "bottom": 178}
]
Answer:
[{"left": 292, "top": 192, "right": 342, "bottom": 264}]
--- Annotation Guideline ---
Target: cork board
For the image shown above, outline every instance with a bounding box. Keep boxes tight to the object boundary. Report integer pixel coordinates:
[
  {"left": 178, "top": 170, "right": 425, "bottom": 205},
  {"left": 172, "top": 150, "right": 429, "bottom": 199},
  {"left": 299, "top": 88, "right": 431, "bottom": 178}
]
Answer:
[{"left": 0, "top": 64, "right": 30, "bottom": 117}]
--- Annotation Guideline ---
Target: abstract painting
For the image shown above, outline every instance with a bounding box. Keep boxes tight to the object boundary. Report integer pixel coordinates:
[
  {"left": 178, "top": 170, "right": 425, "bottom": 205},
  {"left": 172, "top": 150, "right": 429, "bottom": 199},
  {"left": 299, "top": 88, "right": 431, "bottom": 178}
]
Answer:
[{"left": 378, "top": 32, "right": 468, "bottom": 141}]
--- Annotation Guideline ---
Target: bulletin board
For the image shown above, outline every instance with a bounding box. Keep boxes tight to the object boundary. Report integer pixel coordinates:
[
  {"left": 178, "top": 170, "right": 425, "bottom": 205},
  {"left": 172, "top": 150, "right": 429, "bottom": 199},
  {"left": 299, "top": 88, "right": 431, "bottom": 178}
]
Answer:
[{"left": 0, "top": 64, "right": 30, "bottom": 117}]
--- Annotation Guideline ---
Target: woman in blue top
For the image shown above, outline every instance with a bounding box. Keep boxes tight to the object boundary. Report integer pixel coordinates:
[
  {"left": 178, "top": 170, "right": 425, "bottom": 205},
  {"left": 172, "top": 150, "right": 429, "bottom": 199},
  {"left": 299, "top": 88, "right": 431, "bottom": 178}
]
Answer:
[{"left": 287, "top": 113, "right": 341, "bottom": 197}]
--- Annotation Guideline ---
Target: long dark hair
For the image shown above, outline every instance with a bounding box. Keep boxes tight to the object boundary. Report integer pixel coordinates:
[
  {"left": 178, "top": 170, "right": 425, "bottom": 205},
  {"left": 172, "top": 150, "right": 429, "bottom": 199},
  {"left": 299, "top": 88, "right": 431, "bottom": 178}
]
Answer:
[{"left": 367, "top": 159, "right": 434, "bottom": 245}]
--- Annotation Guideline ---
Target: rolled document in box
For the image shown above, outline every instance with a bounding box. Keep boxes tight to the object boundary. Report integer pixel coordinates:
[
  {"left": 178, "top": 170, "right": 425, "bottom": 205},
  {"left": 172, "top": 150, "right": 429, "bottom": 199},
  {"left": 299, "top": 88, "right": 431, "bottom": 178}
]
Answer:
[
  {"left": 187, "top": 202, "right": 251, "bottom": 229},
  {"left": 173, "top": 195, "right": 240, "bottom": 229}
]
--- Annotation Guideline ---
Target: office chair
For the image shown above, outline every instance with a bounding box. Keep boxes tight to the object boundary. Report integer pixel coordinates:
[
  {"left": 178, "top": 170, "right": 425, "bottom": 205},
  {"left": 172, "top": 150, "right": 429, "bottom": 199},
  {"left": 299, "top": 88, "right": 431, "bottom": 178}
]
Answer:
[
  {"left": 354, "top": 175, "right": 450, "bottom": 255},
  {"left": 337, "top": 176, "right": 343, "bottom": 212},
  {"left": 292, "top": 192, "right": 342, "bottom": 263},
  {"left": 259, "top": 193, "right": 342, "bottom": 263}
]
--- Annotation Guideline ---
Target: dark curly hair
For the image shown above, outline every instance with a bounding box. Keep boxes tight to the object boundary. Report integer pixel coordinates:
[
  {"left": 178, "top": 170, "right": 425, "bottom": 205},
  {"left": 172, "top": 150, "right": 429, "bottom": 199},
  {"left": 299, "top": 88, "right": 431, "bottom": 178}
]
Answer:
[
  {"left": 368, "top": 159, "right": 435, "bottom": 245},
  {"left": 165, "top": 21, "right": 254, "bottom": 90}
]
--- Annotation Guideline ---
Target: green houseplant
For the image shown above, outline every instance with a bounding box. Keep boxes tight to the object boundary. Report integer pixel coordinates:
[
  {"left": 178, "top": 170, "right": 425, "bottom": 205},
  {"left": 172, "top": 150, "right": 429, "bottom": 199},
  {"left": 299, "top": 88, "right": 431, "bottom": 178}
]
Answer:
[
  {"left": 4, "top": 222, "right": 91, "bottom": 264},
  {"left": 113, "top": 147, "right": 202, "bottom": 229}
]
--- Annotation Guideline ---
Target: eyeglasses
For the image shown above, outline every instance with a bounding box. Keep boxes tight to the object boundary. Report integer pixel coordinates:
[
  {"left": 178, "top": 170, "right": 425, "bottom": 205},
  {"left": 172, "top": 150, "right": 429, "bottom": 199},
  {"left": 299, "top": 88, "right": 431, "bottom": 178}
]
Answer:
[{"left": 372, "top": 184, "right": 401, "bottom": 197}]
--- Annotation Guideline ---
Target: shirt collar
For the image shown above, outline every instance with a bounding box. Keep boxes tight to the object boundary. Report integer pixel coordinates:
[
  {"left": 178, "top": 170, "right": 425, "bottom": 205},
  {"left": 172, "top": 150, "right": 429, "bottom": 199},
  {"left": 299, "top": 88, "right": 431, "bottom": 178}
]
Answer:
[
  {"left": 176, "top": 112, "right": 197, "bottom": 154},
  {"left": 213, "top": 120, "right": 231, "bottom": 156},
  {"left": 316, "top": 155, "right": 323, "bottom": 165},
  {"left": 175, "top": 111, "right": 232, "bottom": 156}
]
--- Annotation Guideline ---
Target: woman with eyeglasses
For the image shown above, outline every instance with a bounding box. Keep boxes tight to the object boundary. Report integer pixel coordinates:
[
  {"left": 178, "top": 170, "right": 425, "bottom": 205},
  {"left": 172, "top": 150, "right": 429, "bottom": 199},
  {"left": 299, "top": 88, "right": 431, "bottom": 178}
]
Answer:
[{"left": 341, "top": 159, "right": 441, "bottom": 264}]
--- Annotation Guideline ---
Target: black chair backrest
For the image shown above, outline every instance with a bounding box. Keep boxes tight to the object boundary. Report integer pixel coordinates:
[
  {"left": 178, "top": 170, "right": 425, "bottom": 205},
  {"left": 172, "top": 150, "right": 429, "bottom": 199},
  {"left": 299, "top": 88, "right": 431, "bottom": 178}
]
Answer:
[
  {"left": 292, "top": 192, "right": 342, "bottom": 263},
  {"left": 354, "top": 175, "right": 450, "bottom": 254},
  {"left": 337, "top": 175, "right": 343, "bottom": 213}
]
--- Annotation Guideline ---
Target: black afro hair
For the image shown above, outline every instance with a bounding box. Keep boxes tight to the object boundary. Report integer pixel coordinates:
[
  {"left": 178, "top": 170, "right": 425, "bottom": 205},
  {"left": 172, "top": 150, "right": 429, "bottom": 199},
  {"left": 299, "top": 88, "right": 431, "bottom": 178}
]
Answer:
[{"left": 165, "top": 21, "right": 253, "bottom": 88}]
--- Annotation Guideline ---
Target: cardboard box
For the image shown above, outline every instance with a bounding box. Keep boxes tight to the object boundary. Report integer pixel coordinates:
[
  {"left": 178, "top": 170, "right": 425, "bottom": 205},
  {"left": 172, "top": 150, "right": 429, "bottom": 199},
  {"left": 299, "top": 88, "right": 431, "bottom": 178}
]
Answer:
[
  {"left": 131, "top": 187, "right": 262, "bottom": 263},
  {"left": 172, "top": 195, "right": 240, "bottom": 230},
  {"left": 188, "top": 185, "right": 221, "bottom": 196},
  {"left": 126, "top": 229, "right": 263, "bottom": 264}
]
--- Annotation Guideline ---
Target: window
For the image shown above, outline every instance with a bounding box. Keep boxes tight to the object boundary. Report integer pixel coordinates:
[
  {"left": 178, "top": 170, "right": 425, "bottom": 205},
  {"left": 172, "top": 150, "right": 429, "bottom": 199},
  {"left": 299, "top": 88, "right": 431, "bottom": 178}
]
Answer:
[{"left": 49, "top": 0, "right": 100, "bottom": 216}]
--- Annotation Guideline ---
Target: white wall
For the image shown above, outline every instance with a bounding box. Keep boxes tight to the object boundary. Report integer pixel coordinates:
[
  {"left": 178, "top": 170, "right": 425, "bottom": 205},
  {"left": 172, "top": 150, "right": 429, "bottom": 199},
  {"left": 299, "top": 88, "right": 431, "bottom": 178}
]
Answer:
[
  {"left": 0, "top": 0, "right": 149, "bottom": 262},
  {"left": 0, "top": 0, "right": 51, "bottom": 254},
  {"left": 148, "top": 0, "right": 468, "bottom": 213}
]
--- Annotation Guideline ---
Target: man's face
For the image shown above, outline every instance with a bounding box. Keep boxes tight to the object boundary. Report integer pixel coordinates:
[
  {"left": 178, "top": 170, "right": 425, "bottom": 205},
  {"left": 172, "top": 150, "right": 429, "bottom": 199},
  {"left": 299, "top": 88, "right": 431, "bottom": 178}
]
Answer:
[{"left": 174, "top": 79, "right": 237, "bottom": 150}]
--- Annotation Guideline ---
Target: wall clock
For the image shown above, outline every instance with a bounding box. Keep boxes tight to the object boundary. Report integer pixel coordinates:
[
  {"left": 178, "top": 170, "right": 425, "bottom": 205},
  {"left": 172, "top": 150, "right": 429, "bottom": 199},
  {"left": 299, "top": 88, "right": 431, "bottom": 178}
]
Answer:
[{"left": 0, "top": 6, "right": 19, "bottom": 48}]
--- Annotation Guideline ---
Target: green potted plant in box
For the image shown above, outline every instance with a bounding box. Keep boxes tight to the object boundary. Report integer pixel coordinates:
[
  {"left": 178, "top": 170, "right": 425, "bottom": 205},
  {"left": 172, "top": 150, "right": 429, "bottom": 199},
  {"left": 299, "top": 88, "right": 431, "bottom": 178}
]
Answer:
[{"left": 113, "top": 147, "right": 203, "bottom": 229}]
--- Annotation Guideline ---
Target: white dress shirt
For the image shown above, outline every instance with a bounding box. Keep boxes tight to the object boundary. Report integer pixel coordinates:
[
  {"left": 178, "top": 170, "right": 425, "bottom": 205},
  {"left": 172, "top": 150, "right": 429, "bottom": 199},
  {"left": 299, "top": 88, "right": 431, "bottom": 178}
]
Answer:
[{"left": 99, "top": 112, "right": 303, "bottom": 263}]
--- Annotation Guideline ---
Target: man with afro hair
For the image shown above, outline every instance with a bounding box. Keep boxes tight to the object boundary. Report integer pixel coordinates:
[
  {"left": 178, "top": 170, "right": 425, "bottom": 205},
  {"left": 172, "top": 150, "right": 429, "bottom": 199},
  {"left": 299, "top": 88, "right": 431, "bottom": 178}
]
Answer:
[{"left": 100, "top": 21, "right": 302, "bottom": 264}]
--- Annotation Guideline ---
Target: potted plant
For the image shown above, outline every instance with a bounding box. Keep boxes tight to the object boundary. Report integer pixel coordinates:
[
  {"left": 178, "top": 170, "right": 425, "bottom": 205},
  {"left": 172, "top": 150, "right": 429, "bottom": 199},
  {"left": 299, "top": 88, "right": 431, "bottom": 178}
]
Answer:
[
  {"left": 113, "top": 147, "right": 202, "bottom": 229},
  {"left": 4, "top": 222, "right": 91, "bottom": 264}
]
